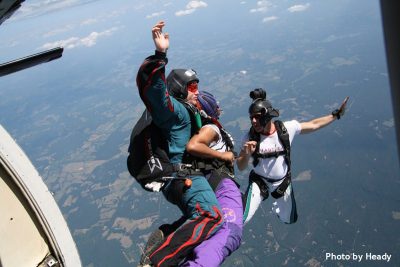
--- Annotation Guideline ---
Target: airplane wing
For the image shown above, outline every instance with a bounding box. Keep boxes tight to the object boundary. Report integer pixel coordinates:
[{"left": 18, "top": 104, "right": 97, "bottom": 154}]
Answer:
[
  {"left": 0, "top": 47, "right": 64, "bottom": 77},
  {"left": 0, "top": 0, "right": 24, "bottom": 26}
]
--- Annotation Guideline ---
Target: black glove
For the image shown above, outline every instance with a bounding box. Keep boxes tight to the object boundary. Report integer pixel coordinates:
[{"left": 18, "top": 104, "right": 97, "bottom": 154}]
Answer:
[{"left": 332, "top": 96, "right": 349, "bottom": 120}]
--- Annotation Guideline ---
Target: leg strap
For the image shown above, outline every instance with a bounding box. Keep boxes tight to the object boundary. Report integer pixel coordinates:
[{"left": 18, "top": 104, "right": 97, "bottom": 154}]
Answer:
[
  {"left": 270, "top": 172, "right": 291, "bottom": 199},
  {"left": 249, "top": 170, "right": 269, "bottom": 200}
]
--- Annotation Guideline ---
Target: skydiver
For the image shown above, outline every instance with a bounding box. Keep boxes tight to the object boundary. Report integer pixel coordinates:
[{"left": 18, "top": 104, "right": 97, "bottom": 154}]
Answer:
[
  {"left": 139, "top": 91, "right": 243, "bottom": 266},
  {"left": 237, "top": 88, "right": 348, "bottom": 224},
  {"left": 136, "top": 21, "right": 223, "bottom": 267},
  {"left": 180, "top": 91, "right": 243, "bottom": 266}
]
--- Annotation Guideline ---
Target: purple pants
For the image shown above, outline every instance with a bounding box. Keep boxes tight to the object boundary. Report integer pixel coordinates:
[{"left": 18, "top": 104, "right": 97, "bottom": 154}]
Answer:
[{"left": 181, "top": 178, "right": 243, "bottom": 267}]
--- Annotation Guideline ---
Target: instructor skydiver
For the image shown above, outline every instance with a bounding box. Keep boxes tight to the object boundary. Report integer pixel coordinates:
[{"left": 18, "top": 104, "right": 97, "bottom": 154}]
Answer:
[{"left": 237, "top": 88, "right": 349, "bottom": 224}]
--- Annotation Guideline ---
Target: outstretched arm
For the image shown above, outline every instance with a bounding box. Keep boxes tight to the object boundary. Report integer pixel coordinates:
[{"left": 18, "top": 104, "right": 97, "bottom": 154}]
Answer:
[
  {"left": 300, "top": 114, "right": 336, "bottom": 134},
  {"left": 300, "top": 96, "right": 349, "bottom": 134}
]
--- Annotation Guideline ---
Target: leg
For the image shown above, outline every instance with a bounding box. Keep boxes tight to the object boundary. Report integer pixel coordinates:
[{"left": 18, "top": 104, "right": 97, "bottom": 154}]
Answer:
[
  {"left": 139, "top": 216, "right": 187, "bottom": 266},
  {"left": 243, "top": 181, "right": 264, "bottom": 225},
  {"left": 182, "top": 179, "right": 243, "bottom": 267},
  {"left": 270, "top": 182, "right": 298, "bottom": 224},
  {"left": 149, "top": 175, "right": 223, "bottom": 267}
]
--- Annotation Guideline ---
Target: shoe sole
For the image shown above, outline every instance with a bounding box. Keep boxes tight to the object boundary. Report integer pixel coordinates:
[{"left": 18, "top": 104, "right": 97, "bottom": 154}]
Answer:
[{"left": 139, "top": 229, "right": 165, "bottom": 266}]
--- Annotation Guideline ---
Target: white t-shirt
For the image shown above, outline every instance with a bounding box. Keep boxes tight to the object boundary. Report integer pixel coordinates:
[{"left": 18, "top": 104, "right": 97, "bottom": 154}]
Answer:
[
  {"left": 241, "top": 120, "right": 301, "bottom": 180},
  {"left": 203, "top": 124, "right": 227, "bottom": 152}
]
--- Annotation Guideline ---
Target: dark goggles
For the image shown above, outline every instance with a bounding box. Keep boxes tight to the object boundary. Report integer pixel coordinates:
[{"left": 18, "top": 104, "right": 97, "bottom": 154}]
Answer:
[
  {"left": 187, "top": 82, "right": 198, "bottom": 93},
  {"left": 250, "top": 113, "right": 263, "bottom": 120}
]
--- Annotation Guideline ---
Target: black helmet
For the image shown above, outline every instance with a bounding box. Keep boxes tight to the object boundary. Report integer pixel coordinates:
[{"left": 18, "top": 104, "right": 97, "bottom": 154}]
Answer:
[
  {"left": 248, "top": 88, "right": 279, "bottom": 126},
  {"left": 167, "top": 69, "right": 199, "bottom": 100},
  {"left": 248, "top": 99, "right": 279, "bottom": 118}
]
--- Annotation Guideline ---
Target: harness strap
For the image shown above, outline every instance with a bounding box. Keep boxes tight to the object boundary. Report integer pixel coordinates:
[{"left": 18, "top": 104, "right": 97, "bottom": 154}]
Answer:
[
  {"left": 250, "top": 120, "right": 291, "bottom": 164},
  {"left": 207, "top": 167, "right": 236, "bottom": 191},
  {"left": 249, "top": 170, "right": 291, "bottom": 199},
  {"left": 256, "top": 150, "right": 286, "bottom": 158},
  {"left": 207, "top": 172, "right": 221, "bottom": 191},
  {"left": 270, "top": 171, "right": 291, "bottom": 199},
  {"left": 248, "top": 120, "right": 292, "bottom": 199},
  {"left": 249, "top": 170, "right": 269, "bottom": 200}
]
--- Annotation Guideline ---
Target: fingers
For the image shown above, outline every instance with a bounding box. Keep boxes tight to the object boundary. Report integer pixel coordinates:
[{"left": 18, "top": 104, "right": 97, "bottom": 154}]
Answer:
[
  {"left": 340, "top": 96, "right": 349, "bottom": 109},
  {"left": 225, "top": 152, "right": 235, "bottom": 166},
  {"left": 338, "top": 96, "right": 349, "bottom": 116},
  {"left": 152, "top": 30, "right": 159, "bottom": 39},
  {"left": 152, "top": 28, "right": 159, "bottom": 39},
  {"left": 154, "top": 21, "right": 165, "bottom": 29},
  {"left": 152, "top": 27, "right": 162, "bottom": 35},
  {"left": 246, "top": 141, "right": 257, "bottom": 149},
  {"left": 152, "top": 21, "right": 165, "bottom": 37},
  {"left": 152, "top": 31, "right": 168, "bottom": 40},
  {"left": 223, "top": 151, "right": 235, "bottom": 161},
  {"left": 230, "top": 152, "right": 235, "bottom": 166},
  {"left": 218, "top": 151, "right": 235, "bottom": 166},
  {"left": 152, "top": 21, "right": 169, "bottom": 52},
  {"left": 242, "top": 141, "right": 257, "bottom": 155}
]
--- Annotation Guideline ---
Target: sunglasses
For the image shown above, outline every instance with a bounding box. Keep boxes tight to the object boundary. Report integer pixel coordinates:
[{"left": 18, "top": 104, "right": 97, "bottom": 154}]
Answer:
[
  {"left": 250, "top": 113, "right": 262, "bottom": 120},
  {"left": 187, "top": 82, "right": 198, "bottom": 93}
]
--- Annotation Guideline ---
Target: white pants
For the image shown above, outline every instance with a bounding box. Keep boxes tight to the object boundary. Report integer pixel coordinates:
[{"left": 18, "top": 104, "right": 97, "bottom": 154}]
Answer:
[{"left": 243, "top": 179, "right": 298, "bottom": 224}]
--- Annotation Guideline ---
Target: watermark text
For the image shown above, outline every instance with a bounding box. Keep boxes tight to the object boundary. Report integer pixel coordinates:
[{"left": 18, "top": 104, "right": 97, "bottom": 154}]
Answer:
[{"left": 325, "top": 253, "right": 392, "bottom": 263}]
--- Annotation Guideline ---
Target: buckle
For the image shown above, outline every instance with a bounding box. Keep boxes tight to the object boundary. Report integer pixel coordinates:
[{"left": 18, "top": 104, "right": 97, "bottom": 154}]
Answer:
[
  {"left": 274, "top": 176, "right": 290, "bottom": 195},
  {"left": 174, "top": 163, "right": 192, "bottom": 171},
  {"left": 275, "top": 186, "right": 285, "bottom": 195}
]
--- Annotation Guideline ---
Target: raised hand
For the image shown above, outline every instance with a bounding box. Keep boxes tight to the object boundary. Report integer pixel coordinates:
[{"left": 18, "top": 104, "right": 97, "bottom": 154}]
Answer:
[
  {"left": 152, "top": 21, "right": 169, "bottom": 53},
  {"left": 236, "top": 140, "right": 257, "bottom": 170},
  {"left": 332, "top": 96, "right": 349, "bottom": 119},
  {"left": 242, "top": 141, "right": 257, "bottom": 156}
]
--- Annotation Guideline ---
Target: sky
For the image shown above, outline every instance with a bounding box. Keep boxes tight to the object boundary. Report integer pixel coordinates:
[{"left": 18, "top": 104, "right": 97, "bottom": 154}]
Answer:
[{"left": 1, "top": 1, "right": 399, "bottom": 266}]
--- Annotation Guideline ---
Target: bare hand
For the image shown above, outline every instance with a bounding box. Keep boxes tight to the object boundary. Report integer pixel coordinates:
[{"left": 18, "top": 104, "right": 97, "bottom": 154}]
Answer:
[
  {"left": 220, "top": 151, "right": 235, "bottom": 166},
  {"left": 152, "top": 21, "right": 169, "bottom": 53},
  {"left": 242, "top": 141, "right": 257, "bottom": 156}
]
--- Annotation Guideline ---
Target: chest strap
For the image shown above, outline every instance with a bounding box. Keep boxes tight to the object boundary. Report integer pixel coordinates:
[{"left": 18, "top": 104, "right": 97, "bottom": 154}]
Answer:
[{"left": 255, "top": 150, "right": 286, "bottom": 159}]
